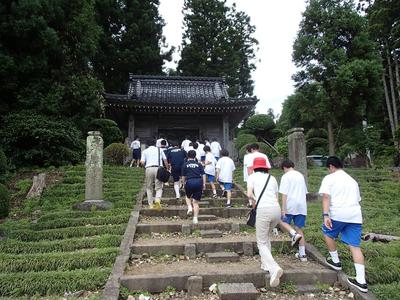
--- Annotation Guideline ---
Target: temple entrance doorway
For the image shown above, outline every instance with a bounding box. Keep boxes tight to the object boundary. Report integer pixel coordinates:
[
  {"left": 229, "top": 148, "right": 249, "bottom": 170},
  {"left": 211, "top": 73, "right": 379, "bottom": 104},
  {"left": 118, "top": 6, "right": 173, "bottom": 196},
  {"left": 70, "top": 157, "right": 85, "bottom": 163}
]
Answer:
[{"left": 158, "top": 128, "right": 199, "bottom": 146}]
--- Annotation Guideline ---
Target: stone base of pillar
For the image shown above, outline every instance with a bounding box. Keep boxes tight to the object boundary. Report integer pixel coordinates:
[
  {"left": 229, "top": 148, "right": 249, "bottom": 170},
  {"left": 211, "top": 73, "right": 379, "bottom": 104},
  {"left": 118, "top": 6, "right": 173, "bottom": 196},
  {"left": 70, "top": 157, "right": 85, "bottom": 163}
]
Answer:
[{"left": 73, "top": 200, "right": 112, "bottom": 211}]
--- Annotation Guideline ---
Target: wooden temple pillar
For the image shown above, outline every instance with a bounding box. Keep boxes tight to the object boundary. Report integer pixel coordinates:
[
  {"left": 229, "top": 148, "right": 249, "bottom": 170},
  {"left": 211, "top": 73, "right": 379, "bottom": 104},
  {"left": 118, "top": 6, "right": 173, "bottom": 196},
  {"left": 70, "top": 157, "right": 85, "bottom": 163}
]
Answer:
[
  {"left": 128, "top": 114, "right": 135, "bottom": 142},
  {"left": 222, "top": 115, "right": 230, "bottom": 152}
]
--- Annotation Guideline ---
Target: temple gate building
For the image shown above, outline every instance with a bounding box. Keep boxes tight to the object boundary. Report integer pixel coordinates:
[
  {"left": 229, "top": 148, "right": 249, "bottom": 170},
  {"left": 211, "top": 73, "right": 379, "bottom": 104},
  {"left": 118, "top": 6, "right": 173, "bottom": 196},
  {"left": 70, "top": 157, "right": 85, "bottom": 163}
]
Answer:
[{"left": 104, "top": 75, "right": 258, "bottom": 154}]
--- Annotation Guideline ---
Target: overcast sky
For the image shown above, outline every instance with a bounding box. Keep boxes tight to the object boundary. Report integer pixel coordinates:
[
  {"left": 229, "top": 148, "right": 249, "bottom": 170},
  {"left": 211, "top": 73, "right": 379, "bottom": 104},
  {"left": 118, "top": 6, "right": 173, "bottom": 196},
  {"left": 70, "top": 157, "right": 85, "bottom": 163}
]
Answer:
[{"left": 158, "top": 0, "right": 307, "bottom": 117}]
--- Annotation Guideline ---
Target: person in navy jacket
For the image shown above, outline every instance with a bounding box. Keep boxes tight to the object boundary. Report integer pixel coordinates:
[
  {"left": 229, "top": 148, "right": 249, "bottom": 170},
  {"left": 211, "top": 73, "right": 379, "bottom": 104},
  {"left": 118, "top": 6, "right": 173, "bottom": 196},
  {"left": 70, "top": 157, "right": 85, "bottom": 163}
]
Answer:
[
  {"left": 166, "top": 141, "right": 187, "bottom": 199},
  {"left": 182, "top": 150, "right": 206, "bottom": 224}
]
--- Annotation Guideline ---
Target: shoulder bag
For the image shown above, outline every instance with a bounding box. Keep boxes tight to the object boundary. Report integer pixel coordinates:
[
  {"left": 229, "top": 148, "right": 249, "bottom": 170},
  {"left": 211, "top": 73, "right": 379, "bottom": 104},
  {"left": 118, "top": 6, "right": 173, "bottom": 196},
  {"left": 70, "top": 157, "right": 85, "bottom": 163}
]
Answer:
[
  {"left": 246, "top": 174, "right": 271, "bottom": 227},
  {"left": 156, "top": 148, "right": 171, "bottom": 183}
]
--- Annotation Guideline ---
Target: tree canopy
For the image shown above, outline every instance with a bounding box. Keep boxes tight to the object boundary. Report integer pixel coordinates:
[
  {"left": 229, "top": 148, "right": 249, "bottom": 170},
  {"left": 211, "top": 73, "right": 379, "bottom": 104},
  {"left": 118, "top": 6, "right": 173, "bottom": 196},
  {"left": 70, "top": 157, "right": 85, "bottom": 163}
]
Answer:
[{"left": 178, "top": 0, "right": 258, "bottom": 97}]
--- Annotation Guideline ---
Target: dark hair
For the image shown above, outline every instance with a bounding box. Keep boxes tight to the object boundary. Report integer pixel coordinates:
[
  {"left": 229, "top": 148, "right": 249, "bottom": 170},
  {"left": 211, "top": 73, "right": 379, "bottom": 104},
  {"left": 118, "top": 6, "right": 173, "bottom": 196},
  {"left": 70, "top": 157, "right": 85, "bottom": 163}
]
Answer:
[
  {"left": 187, "top": 150, "right": 196, "bottom": 159},
  {"left": 326, "top": 156, "right": 343, "bottom": 169},
  {"left": 245, "top": 144, "right": 252, "bottom": 152},
  {"left": 281, "top": 159, "right": 295, "bottom": 169},
  {"left": 203, "top": 145, "right": 211, "bottom": 152},
  {"left": 220, "top": 149, "right": 229, "bottom": 157},
  {"left": 254, "top": 168, "right": 269, "bottom": 173},
  {"left": 193, "top": 142, "right": 198, "bottom": 149},
  {"left": 161, "top": 139, "right": 167, "bottom": 146},
  {"left": 212, "top": 137, "right": 217, "bottom": 141},
  {"left": 189, "top": 142, "right": 193, "bottom": 146},
  {"left": 134, "top": 135, "right": 139, "bottom": 140},
  {"left": 250, "top": 143, "right": 259, "bottom": 150}
]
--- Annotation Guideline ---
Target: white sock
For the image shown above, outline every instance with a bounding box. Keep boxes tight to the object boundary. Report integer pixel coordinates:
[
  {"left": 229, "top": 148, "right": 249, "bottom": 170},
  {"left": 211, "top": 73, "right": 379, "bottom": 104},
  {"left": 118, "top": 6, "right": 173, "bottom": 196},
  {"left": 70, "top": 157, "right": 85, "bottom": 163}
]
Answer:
[
  {"left": 329, "top": 250, "right": 340, "bottom": 263},
  {"left": 226, "top": 200, "right": 231, "bottom": 205},
  {"left": 354, "top": 263, "right": 366, "bottom": 284},
  {"left": 299, "top": 245, "right": 306, "bottom": 256},
  {"left": 213, "top": 190, "right": 216, "bottom": 195},
  {"left": 174, "top": 182, "right": 180, "bottom": 198},
  {"left": 289, "top": 229, "right": 296, "bottom": 237}
]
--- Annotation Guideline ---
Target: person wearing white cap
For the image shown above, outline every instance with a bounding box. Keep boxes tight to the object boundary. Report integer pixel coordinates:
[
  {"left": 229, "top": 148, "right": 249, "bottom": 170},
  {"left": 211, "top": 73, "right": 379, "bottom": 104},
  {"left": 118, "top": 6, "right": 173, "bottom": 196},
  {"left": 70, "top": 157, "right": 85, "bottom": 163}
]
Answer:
[{"left": 247, "top": 156, "right": 283, "bottom": 288}]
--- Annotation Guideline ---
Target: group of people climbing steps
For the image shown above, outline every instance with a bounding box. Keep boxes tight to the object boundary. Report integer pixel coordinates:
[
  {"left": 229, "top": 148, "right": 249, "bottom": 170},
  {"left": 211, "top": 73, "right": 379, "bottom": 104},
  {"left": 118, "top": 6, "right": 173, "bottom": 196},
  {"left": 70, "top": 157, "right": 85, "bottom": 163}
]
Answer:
[{"left": 136, "top": 136, "right": 368, "bottom": 293}]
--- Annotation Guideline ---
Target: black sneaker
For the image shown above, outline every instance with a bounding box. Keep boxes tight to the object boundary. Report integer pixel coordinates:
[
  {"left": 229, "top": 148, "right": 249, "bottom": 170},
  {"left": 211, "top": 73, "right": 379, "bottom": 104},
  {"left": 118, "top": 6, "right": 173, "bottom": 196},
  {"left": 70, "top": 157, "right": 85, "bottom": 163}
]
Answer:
[
  {"left": 325, "top": 257, "right": 342, "bottom": 270},
  {"left": 347, "top": 277, "right": 368, "bottom": 293}
]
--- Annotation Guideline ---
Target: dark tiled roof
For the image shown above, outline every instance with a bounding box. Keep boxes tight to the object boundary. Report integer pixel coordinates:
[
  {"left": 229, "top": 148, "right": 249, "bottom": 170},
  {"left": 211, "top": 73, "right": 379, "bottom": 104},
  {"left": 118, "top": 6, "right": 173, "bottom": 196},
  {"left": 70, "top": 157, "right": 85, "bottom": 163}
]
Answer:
[{"left": 105, "top": 75, "right": 257, "bottom": 106}]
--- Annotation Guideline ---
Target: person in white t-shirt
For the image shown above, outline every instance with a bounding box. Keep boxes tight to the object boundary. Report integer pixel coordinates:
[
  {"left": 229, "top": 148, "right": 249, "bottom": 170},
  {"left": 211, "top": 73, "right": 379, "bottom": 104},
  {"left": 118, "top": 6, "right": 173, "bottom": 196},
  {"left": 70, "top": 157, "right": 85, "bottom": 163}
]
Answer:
[
  {"left": 247, "top": 157, "right": 283, "bottom": 288},
  {"left": 279, "top": 159, "right": 308, "bottom": 262},
  {"left": 129, "top": 136, "right": 141, "bottom": 167},
  {"left": 243, "top": 144, "right": 252, "bottom": 182},
  {"left": 203, "top": 145, "right": 217, "bottom": 198},
  {"left": 181, "top": 137, "right": 192, "bottom": 152},
  {"left": 246, "top": 143, "right": 272, "bottom": 177},
  {"left": 215, "top": 149, "right": 236, "bottom": 207},
  {"left": 140, "top": 140, "right": 168, "bottom": 211},
  {"left": 192, "top": 142, "right": 202, "bottom": 162},
  {"left": 156, "top": 136, "right": 168, "bottom": 148},
  {"left": 210, "top": 138, "right": 222, "bottom": 160},
  {"left": 196, "top": 140, "right": 206, "bottom": 162},
  {"left": 318, "top": 156, "right": 367, "bottom": 293},
  {"left": 204, "top": 138, "right": 211, "bottom": 147}
]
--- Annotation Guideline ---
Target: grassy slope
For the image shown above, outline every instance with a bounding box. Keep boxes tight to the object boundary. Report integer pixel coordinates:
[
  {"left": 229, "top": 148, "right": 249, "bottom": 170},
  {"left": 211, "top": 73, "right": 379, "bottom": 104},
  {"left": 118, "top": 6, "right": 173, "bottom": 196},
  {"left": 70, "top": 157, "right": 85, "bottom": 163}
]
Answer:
[
  {"left": 0, "top": 165, "right": 144, "bottom": 297},
  {"left": 235, "top": 166, "right": 400, "bottom": 300}
]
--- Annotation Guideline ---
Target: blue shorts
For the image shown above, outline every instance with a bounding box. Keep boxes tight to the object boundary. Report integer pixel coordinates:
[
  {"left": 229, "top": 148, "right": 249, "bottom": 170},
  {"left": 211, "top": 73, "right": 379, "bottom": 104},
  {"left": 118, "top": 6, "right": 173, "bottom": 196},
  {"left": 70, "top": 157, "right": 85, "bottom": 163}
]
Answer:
[
  {"left": 322, "top": 220, "right": 362, "bottom": 247},
  {"left": 171, "top": 166, "right": 183, "bottom": 182},
  {"left": 282, "top": 214, "right": 306, "bottom": 228},
  {"left": 185, "top": 178, "right": 203, "bottom": 201},
  {"left": 201, "top": 156, "right": 206, "bottom": 162},
  {"left": 132, "top": 149, "right": 141, "bottom": 160},
  {"left": 218, "top": 181, "right": 232, "bottom": 191},
  {"left": 206, "top": 174, "right": 215, "bottom": 182}
]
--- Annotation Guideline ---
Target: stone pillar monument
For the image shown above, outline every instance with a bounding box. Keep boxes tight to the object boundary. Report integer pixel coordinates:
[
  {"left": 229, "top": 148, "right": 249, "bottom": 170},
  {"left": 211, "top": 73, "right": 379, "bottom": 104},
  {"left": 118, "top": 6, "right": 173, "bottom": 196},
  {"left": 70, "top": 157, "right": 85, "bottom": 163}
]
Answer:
[
  {"left": 74, "top": 131, "right": 112, "bottom": 211},
  {"left": 288, "top": 128, "right": 308, "bottom": 182}
]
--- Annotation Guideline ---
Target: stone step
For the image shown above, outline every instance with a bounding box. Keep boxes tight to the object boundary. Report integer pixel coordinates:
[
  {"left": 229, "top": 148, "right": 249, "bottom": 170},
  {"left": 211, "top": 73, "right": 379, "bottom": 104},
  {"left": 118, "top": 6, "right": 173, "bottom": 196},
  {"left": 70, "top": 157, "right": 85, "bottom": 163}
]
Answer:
[
  {"left": 218, "top": 282, "right": 259, "bottom": 300},
  {"left": 121, "top": 259, "right": 337, "bottom": 293},
  {"left": 198, "top": 201, "right": 209, "bottom": 207},
  {"left": 161, "top": 189, "right": 244, "bottom": 198},
  {"left": 140, "top": 207, "right": 250, "bottom": 218},
  {"left": 131, "top": 238, "right": 288, "bottom": 256},
  {"left": 200, "top": 229, "right": 222, "bottom": 238},
  {"left": 136, "top": 221, "right": 243, "bottom": 234},
  {"left": 198, "top": 214, "right": 217, "bottom": 221},
  {"left": 206, "top": 252, "right": 240, "bottom": 263},
  {"left": 143, "top": 197, "right": 245, "bottom": 206}
]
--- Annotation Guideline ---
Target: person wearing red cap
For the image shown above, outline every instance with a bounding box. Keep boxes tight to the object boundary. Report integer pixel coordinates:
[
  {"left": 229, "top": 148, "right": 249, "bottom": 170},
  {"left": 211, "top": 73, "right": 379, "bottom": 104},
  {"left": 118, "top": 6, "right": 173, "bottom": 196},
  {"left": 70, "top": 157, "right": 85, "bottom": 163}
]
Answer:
[{"left": 247, "top": 156, "right": 283, "bottom": 288}]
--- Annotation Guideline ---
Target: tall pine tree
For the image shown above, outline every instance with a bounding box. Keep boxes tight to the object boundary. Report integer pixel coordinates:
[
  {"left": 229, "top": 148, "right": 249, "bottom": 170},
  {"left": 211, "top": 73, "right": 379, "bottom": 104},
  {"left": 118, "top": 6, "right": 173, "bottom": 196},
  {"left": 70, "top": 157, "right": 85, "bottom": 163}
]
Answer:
[{"left": 178, "top": 0, "right": 258, "bottom": 97}]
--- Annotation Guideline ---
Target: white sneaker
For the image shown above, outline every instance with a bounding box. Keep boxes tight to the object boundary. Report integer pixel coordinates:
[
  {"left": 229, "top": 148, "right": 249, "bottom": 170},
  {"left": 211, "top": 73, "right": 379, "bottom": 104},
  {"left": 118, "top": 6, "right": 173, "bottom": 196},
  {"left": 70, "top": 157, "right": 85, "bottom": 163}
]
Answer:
[
  {"left": 270, "top": 267, "right": 283, "bottom": 287},
  {"left": 193, "top": 217, "right": 198, "bottom": 224},
  {"left": 295, "top": 252, "right": 308, "bottom": 262},
  {"left": 291, "top": 233, "right": 302, "bottom": 247},
  {"left": 187, "top": 208, "right": 193, "bottom": 216}
]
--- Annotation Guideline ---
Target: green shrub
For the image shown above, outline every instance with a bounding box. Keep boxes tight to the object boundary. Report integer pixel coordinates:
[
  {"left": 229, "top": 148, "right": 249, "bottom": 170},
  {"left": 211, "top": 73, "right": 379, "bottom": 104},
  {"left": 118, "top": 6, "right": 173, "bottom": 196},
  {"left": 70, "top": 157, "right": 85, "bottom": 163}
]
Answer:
[
  {"left": 0, "top": 235, "right": 122, "bottom": 254},
  {"left": 104, "top": 143, "right": 130, "bottom": 165},
  {"left": 0, "top": 248, "right": 118, "bottom": 272},
  {"left": 0, "top": 267, "right": 111, "bottom": 296},
  {"left": 88, "top": 118, "right": 123, "bottom": 147},
  {"left": 274, "top": 136, "right": 288, "bottom": 157},
  {"left": 0, "top": 183, "right": 10, "bottom": 218},
  {"left": 244, "top": 114, "right": 275, "bottom": 132},
  {"left": 8, "top": 224, "right": 126, "bottom": 241},
  {"left": 234, "top": 134, "right": 257, "bottom": 150},
  {"left": 0, "top": 112, "right": 85, "bottom": 167}
]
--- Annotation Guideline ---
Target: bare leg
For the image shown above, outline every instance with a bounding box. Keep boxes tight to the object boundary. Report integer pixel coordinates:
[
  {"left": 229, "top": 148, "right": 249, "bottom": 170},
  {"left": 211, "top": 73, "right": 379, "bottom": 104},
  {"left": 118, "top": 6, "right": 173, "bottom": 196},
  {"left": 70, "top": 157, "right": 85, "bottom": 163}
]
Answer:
[
  {"left": 192, "top": 200, "right": 199, "bottom": 218},
  {"left": 226, "top": 190, "right": 232, "bottom": 204},
  {"left": 324, "top": 234, "right": 337, "bottom": 252},
  {"left": 185, "top": 196, "right": 192, "bottom": 211},
  {"left": 349, "top": 246, "right": 364, "bottom": 264}
]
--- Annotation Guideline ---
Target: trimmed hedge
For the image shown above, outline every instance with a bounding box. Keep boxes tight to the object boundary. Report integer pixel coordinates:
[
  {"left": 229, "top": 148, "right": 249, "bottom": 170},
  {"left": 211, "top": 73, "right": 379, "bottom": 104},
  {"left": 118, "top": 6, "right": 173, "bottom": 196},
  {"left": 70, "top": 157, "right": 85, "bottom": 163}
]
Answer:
[
  {"left": 104, "top": 143, "right": 130, "bottom": 165},
  {"left": 0, "top": 268, "right": 111, "bottom": 296},
  {"left": 8, "top": 224, "right": 126, "bottom": 241},
  {"left": 0, "top": 235, "right": 122, "bottom": 254},
  {"left": 32, "top": 214, "right": 130, "bottom": 230},
  {"left": 0, "top": 248, "right": 119, "bottom": 272}
]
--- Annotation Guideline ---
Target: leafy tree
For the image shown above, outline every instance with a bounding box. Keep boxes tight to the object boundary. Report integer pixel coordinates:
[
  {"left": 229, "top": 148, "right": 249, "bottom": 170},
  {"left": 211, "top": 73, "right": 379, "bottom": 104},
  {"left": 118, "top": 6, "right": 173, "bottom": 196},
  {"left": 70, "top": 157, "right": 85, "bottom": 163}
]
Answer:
[
  {"left": 244, "top": 114, "right": 276, "bottom": 144},
  {"left": 292, "top": 0, "right": 382, "bottom": 155},
  {"left": 178, "top": 0, "right": 258, "bottom": 97},
  {"left": 0, "top": 0, "right": 103, "bottom": 129},
  {"left": 93, "top": 0, "right": 172, "bottom": 93}
]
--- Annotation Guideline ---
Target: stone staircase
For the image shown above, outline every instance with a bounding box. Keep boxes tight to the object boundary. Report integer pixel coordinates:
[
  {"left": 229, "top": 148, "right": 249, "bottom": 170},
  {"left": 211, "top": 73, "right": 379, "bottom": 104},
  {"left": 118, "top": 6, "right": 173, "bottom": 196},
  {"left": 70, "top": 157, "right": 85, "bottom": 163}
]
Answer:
[{"left": 120, "top": 183, "right": 338, "bottom": 299}]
